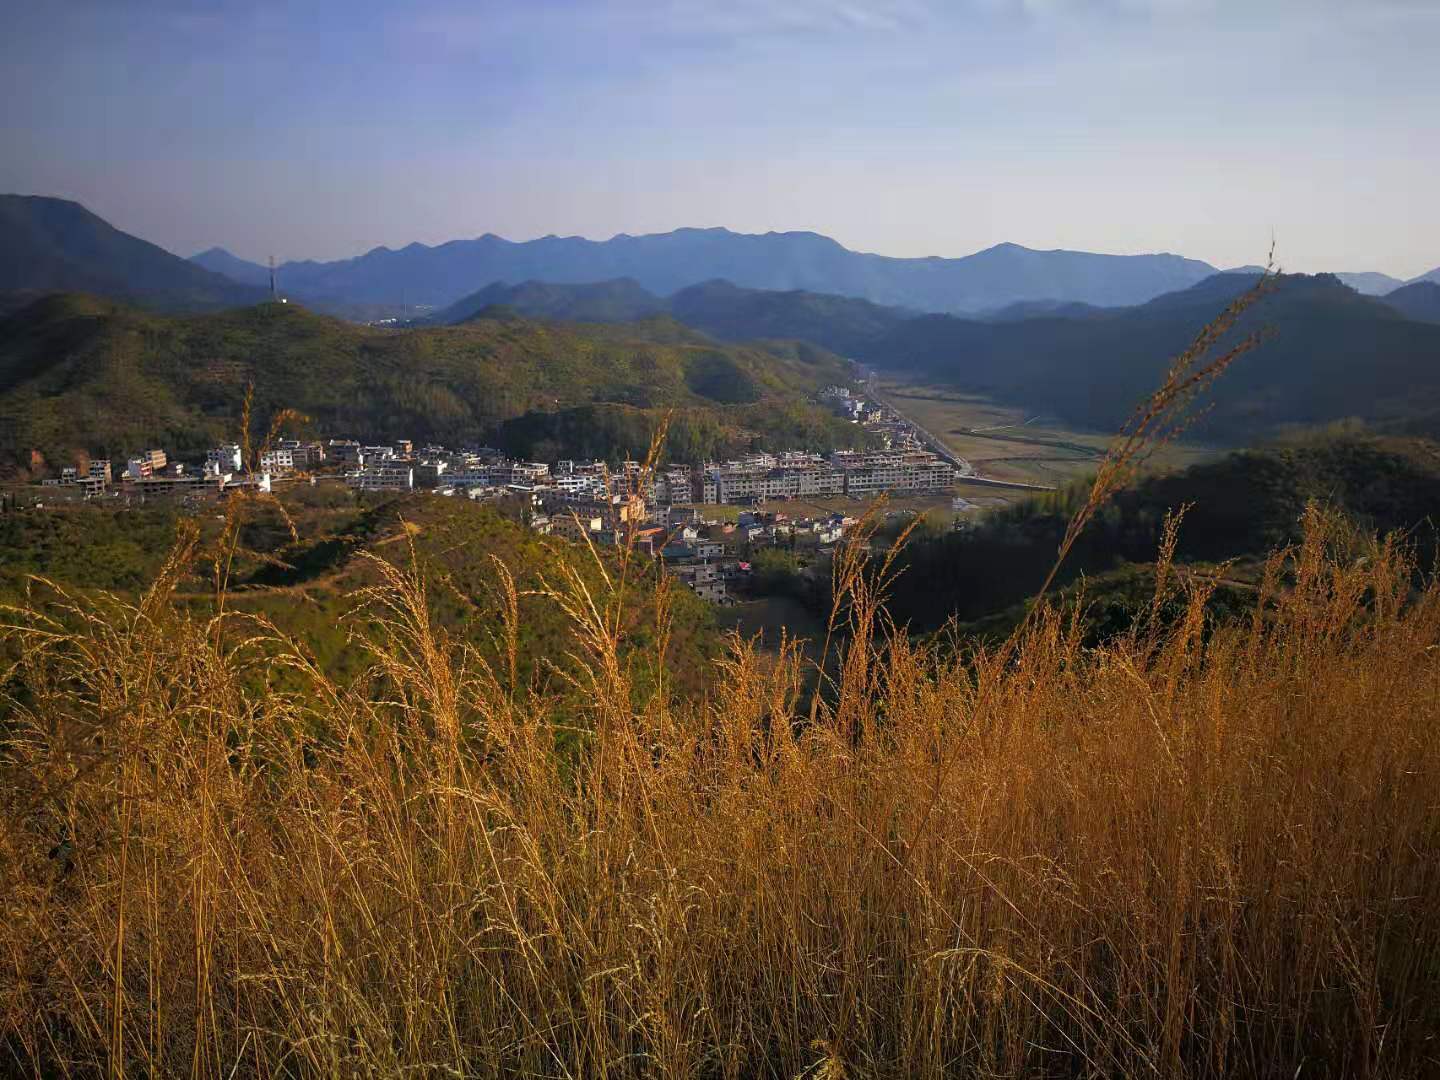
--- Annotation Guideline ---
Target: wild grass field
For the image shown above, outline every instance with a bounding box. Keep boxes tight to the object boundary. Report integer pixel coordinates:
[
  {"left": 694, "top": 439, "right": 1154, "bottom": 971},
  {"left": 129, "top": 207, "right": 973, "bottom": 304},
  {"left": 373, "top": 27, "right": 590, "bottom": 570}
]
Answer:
[
  {"left": 3, "top": 275, "right": 1438, "bottom": 1077},
  {"left": 3, "top": 504, "right": 1439, "bottom": 1078}
]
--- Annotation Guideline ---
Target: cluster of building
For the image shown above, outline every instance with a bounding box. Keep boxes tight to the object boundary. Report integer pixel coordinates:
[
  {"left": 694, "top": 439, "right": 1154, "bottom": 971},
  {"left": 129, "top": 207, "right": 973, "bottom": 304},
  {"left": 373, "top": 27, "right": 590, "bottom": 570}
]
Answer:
[
  {"left": 696, "top": 448, "right": 959, "bottom": 502},
  {"left": 37, "top": 442, "right": 299, "bottom": 504},
  {"left": 330, "top": 441, "right": 960, "bottom": 507},
  {"left": 28, "top": 406, "right": 965, "bottom": 606}
]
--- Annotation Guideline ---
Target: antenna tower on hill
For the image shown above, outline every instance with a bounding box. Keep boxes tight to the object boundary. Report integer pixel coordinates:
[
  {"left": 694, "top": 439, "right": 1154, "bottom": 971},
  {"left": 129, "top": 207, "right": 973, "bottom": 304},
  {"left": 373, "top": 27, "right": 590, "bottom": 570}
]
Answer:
[{"left": 269, "top": 256, "right": 277, "bottom": 302}]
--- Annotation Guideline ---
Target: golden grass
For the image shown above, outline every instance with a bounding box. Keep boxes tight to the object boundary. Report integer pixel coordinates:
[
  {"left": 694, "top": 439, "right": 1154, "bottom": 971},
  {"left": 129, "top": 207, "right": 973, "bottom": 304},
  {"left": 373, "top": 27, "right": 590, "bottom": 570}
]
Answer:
[
  {"left": 2, "top": 503, "right": 1439, "bottom": 1078},
  {"left": 4, "top": 272, "right": 1439, "bottom": 1077}
]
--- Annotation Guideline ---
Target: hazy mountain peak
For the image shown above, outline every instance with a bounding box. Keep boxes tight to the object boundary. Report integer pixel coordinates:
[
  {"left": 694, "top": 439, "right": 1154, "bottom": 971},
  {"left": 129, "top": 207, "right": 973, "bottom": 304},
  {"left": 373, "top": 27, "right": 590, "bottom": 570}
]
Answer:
[
  {"left": 238, "top": 224, "right": 1229, "bottom": 314},
  {"left": 1, "top": 194, "right": 265, "bottom": 311}
]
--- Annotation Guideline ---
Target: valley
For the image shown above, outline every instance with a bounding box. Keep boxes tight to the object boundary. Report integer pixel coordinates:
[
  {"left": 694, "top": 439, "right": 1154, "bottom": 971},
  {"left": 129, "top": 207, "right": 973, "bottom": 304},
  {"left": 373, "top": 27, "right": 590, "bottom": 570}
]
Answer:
[
  {"left": 872, "top": 379, "right": 1215, "bottom": 492},
  {"left": 6, "top": 4, "right": 1440, "bottom": 1075}
]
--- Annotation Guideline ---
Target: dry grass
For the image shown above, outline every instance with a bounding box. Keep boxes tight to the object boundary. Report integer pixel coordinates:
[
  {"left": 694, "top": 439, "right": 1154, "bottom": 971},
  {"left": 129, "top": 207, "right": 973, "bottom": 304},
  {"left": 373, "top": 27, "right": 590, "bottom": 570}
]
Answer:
[
  {"left": 3, "top": 278, "right": 1440, "bottom": 1078},
  {"left": 1, "top": 502, "right": 1439, "bottom": 1078}
]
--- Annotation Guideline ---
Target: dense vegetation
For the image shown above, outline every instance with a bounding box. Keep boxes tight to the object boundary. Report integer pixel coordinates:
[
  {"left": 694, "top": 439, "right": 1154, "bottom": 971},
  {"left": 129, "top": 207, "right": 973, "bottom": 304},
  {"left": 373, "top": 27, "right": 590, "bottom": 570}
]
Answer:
[
  {"left": 0, "top": 490, "right": 720, "bottom": 698},
  {"left": 858, "top": 273, "right": 1440, "bottom": 438},
  {"left": 428, "top": 273, "right": 1440, "bottom": 443},
  {"left": 0, "top": 294, "right": 865, "bottom": 477},
  {"left": 435, "top": 277, "right": 915, "bottom": 357},
  {"left": 3, "top": 497, "right": 1439, "bottom": 1076},
  {"left": 883, "top": 430, "right": 1440, "bottom": 632},
  {"left": 431, "top": 277, "right": 668, "bottom": 325}
]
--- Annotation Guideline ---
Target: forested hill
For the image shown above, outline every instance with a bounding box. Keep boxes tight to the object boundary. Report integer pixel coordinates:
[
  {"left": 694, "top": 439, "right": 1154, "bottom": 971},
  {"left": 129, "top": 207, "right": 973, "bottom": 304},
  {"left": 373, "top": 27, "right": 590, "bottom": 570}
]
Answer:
[
  {"left": 0, "top": 294, "right": 865, "bottom": 478},
  {"left": 0, "top": 195, "right": 266, "bottom": 313},
  {"left": 433, "top": 278, "right": 668, "bottom": 325},
  {"left": 432, "top": 277, "right": 915, "bottom": 357},
  {"left": 1383, "top": 281, "right": 1440, "bottom": 324},
  {"left": 0, "top": 490, "right": 721, "bottom": 697},
  {"left": 859, "top": 273, "right": 1440, "bottom": 440},
  {"left": 884, "top": 431, "right": 1440, "bottom": 633}
]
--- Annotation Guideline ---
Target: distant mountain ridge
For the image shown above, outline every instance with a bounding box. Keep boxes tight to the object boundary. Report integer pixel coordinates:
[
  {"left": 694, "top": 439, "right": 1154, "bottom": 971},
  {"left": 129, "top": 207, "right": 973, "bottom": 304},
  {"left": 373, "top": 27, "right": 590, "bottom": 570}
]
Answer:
[
  {"left": 0, "top": 196, "right": 266, "bottom": 312},
  {"left": 431, "top": 277, "right": 915, "bottom": 356},
  {"left": 1382, "top": 281, "right": 1440, "bottom": 324},
  {"left": 856, "top": 272, "right": 1440, "bottom": 439},
  {"left": 190, "top": 229, "right": 1224, "bottom": 315},
  {"left": 434, "top": 277, "right": 667, "bottom": 324},
  {"left": 1335, "top": 270, "right": 1409, "bottom": 295}
]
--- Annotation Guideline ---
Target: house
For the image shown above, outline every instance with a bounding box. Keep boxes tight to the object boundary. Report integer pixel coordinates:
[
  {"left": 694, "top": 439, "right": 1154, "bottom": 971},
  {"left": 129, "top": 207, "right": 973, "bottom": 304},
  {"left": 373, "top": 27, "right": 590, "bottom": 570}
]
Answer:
[
  {"left": 550, "top": 512, "right": 604, "bottom": 543},
  {"left": 348, "top": 464, "right": 413, "bottom": 491},
  {"left": 207, "top": 444, "right": 243, "bottom": 473},
  {"left": 671, "top": 562, "right": 728, "bottom": 603},
  {"left": 259, "top": 448, "right": 294, "bottom": 474}
]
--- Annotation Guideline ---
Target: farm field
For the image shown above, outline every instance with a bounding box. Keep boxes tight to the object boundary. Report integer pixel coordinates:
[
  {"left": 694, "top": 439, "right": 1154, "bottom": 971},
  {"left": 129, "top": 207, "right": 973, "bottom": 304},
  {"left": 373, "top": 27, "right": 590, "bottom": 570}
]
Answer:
[{"left": 876, "top": 380, "right": 1217, "bottom": 490}]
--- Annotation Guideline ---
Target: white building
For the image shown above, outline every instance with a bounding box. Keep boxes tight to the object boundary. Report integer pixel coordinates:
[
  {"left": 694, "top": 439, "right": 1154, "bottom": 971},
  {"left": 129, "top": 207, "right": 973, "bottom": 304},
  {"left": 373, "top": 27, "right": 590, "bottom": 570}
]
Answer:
[
  {"left": 259, "top": 448, "right": 295, "bottom": 474},
  {"left": 831, "top": 450, "right": 955, "bottom": 496},
  {"left": 207, "top": 444, "right": 243, "bottom": 473},
  {"left": 348, "top": 464, "right": 414, "bottom": 491}
]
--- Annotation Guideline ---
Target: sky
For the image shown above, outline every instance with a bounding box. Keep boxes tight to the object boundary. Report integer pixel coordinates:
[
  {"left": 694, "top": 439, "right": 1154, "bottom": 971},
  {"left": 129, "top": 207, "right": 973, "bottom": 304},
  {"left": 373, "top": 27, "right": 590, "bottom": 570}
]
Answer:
[{"left": 2, "top": 0, "right": 1437, "bottom": 277}]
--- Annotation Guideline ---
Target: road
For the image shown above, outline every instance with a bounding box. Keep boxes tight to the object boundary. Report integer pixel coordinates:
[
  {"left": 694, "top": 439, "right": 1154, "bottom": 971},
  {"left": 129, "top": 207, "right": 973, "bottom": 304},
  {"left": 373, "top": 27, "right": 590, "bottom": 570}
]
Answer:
[{"left": 860, "top": 380, "right": 1057, "bottom": 492}]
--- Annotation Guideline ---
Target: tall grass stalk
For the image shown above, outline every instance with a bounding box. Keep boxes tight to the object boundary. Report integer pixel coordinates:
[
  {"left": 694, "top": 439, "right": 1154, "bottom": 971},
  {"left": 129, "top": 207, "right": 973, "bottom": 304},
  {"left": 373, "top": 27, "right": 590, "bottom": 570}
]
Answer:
[
  {"left": 5, "top": 276, "right": 1440, "bottom": 1077},
  {"left": 2, "top": 505, "right": 1439, "bottom": 1077}
]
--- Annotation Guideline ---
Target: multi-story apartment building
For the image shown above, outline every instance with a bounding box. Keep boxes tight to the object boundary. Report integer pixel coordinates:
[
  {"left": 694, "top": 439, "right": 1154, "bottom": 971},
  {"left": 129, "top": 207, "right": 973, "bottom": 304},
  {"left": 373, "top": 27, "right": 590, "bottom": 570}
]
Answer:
[
  {"left": 132, "top": 473, "right": 224, "bottom": 502},
  {"left": 654, "top": 466, "right": 698, "bottom": 505},
  {"left": 278, "top": 440, "right": 325, "bottom": 470},
  {"left": 446, "top": 459, "right": 552, "bottom": 490},
  {"left": 259, "top": 448, "right": 294, "bottom": 474},
  {"left": 546, "top": 492, "right": 647, "bottom": 529},
  {"left": 125, "top": 448, "right": 169, "bottom": 481},
  {"left": 671, "top": 562, "right": 727, "bottom": 603},
  {"left": 88, "top": 460, "right": 112, "bottom": 485},
  {"left": 327, "top": 440, "right": 363, "bottom": 464},
  {"left": 700, "top": 453, "right": 845, "bottom": 503},
  {"left": 414, "top": 461, "right": 449, "bottom": 488},
  {"left": 44, "top": 468, "right": 106, "bottom": 499},
  {"left": 348, "top": 464, "right": 414, "bottom": 491},
  {"left": 549, "top": 511, "right": 604, "bottom": 543},
  {"left": 207, "top": 444, "right": 243, "bottom": 473},
  {"left": 830, "top": 450, "right": 955, "bottom": 496}
]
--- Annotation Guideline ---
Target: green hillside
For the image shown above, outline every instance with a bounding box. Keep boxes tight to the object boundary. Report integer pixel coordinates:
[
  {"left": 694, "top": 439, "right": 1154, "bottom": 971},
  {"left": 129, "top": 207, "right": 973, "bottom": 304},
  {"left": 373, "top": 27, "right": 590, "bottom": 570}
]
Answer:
[
  {"left": 861, "top": 273, "right": 1440, "bottom": 440},
  {"left": 433, "top": 277, "right": 667, "bottom": 324},
  {"left": 0, "top": 490, "right": 720, "bottom": 697},
  {"left": 0, "top": 294, "right": 866, "bottom": 477},
  {"left": 881, "top": 431, "right": 1440, "bottom": 632},
  {"left": 431, "top": 276, "right": 915, "bottom": 358}
]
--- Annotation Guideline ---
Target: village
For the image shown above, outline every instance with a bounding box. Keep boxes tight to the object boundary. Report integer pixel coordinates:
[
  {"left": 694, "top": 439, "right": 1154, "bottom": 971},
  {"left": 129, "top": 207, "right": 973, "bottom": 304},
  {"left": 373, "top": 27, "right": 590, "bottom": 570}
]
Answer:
[{"left": 11, "top": 387, "right": 973, "bottom": 606}]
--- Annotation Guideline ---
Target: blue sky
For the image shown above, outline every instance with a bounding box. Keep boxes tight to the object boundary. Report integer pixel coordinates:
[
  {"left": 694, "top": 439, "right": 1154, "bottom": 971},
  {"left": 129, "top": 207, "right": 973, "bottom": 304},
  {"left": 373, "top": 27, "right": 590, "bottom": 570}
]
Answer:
[{"left": 3, "top": 0, "right": 1437, "bottom": 276}]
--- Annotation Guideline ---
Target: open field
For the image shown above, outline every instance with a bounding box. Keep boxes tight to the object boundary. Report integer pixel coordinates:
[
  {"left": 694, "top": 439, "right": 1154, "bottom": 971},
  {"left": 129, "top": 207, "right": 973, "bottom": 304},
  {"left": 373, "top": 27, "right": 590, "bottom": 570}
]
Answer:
[{"left": 876, "top": 380, "right": 1218, "bottom": 491}]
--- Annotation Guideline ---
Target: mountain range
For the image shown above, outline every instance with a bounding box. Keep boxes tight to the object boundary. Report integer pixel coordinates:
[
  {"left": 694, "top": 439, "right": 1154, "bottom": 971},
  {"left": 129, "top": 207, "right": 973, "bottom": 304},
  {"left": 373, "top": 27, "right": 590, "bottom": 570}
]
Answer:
[
  {"left": 427, "top": 272, "right": 1440, "bottom": 441},
  {"left": 0, "top": 195, "right": 266, "bottom": 314},
  {"left": 191, "top": 230, "right": 1229, "bottom": 315},
  {"left": 855, "top": 272, "right": 1440, "bottom": 439},
  {"left": 190, "top": 228, "right": 1436, "bottom": 316},
  {"left": 2, "top": 193, "right": 1433, "bottom": 320}
]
